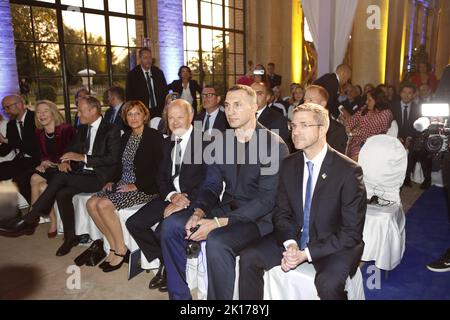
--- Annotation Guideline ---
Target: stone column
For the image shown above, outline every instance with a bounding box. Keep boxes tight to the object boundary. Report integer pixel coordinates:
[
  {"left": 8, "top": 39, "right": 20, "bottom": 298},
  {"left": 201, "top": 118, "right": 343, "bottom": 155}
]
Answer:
[
  {"left": 0, "top": 0, "right": 19, "bottom": 109},
  {"left": 435, "top": 0, "right": 450, "bottom": 79}
]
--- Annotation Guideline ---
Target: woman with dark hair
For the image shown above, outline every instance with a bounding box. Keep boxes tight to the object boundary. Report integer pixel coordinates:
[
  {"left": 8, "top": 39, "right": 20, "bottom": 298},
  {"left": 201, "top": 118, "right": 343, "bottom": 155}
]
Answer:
[
  {"left": 343, "top": 87, "right": 394, "bottom": 161},
  {"left": 167, "top": 66, "right": 202, "bottom": 113},
  {"left": 86, "top": 101, "right": 163, "bottom": 272},
  {"left": 410, "top": 62, "right": 439, "bottom": 93},
  {"left": 387, "top": 84, "right": 399, "bottom": 104}
]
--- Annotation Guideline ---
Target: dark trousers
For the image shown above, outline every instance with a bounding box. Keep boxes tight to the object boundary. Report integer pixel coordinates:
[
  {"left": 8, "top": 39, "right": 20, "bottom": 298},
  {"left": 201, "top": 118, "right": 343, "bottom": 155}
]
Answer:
[
  {"left": 407, "top": 148, "right": 432, "bottom": 183},
  {"left": 160, "top": 210, "right": 260, "bottom": 300},
  {"left": 442, "top": 153, "right": 450, "bottom": 222},
  {"left": 126, "top": 197, "right": 167, "bottom": 263},
  {"left": 23, "top": 172, "right": 103, "bottom": 239},
  {"left": 239, "top": 234, "right": 362, "bottom": 300},
  {"left": 0, "top": 157, "right": 36, "bottom": 203}
]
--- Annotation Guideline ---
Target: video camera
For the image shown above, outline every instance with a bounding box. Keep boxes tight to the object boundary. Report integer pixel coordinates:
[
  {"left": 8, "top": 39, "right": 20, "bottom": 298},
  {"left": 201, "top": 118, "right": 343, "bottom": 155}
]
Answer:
[{"left": 414, "top": 103, "right": 450, "bottom": 155}]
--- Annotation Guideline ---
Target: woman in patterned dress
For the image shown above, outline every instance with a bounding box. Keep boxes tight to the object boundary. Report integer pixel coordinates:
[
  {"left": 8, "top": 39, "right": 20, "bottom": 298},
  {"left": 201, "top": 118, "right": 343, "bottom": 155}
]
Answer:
[
  {"left": 342, "top": 87, "right": 393, "bottom": 161},
  {"left": 86, "top": 101, "right": 163, "bottom": 272}
]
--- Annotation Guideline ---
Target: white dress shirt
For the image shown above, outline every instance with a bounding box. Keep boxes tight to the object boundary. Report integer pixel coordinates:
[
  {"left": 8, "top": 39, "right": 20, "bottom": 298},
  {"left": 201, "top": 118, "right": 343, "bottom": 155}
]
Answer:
[
  {"left": 181, "top": 82, "right": 194, "bottom": 104},
  {"left": 84, "top": 116, "right": 102, "bottom": 170},
  {"left": 165, "top": 125, "right": 193, "bottom": 202},
  {"left": 283, "top": 144, "right": 328, "bottom": 262}
]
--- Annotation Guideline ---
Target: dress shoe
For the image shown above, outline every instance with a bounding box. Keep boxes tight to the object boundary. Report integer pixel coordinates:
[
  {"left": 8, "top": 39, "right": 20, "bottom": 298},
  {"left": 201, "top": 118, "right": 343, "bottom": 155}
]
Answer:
[
  {"left": 149, "top": 264, "right": 164, "bottom": 289},
  {"left": 47, "top": 230, "right": 57, "bottom": 238},
  {"left": 56, "top": 237, "right": 80, "bottom": 256},
  {"left": 0, "top": 217, "right": 38, "bottom": 237},
  {"left": 157, "top": 269, "right": 167, "bottom": 292},
  {"left": 74, "top": 239, "right": 105, "bottom": 266},
  {"left": 98, "top": 249, "right": 115, "bottom": 270},
  {"left": 102, "top": 250, "right": 130, "bottom": 273}
]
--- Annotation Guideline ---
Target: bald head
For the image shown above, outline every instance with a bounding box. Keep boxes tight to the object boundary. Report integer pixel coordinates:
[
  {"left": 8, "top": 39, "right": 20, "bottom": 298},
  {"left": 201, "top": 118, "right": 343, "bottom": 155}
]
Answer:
[
  {"left": 167, "top": 99, "right": 194, "bottom": 137},
  {"left": 304, "top": 85, "right": 329, "bottom": 108},
  {"left": 1, "top": 94, "right": 26, "bottom": 120},
  {"left": 336, "top": 64, "right": 352, "bottom": 85}
]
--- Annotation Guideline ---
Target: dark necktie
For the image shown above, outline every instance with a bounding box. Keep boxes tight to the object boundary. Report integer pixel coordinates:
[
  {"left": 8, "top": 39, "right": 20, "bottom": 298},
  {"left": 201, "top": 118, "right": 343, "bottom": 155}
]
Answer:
[
  {"left": 204, "top": 114, "right": 211, "bottom": 132},
  {"left": 145, "top": 71, "right": 156, "bottom": 109},
  {"left": 403, "top": 105, "right": 409, "bottom": 127},
  {"left": 300, "top": 161, "right": 314, "bottom": 249},
  {"left": 172, "top": 137, "right": 183, "bottom": 179},
  {"left": 84, "top": 125, "right": 92, "bottom": 154},
  {"left": 18, "top": 121, "right": 24, "bottom": 140}
]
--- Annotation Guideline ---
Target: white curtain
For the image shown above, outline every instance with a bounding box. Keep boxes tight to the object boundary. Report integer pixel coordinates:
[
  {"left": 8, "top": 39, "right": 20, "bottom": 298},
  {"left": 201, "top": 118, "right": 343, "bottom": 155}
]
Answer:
[
  {"left": 333, "top": 0, "right": 358, "bottom": 70},
  {"left": 301, "top": 0, "right": 319, "bottom": 49}
]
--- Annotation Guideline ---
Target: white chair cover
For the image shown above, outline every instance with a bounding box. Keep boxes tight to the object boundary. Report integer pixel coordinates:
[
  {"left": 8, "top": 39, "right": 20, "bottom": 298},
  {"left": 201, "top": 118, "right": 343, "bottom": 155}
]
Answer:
[
  {"left": 149, "top": 117, "right": 162, "bottom": 130},
  {"left": 411, "top": 162, "right": 425, "bottom": 184},
  {"left": 386, "top": 120, "right": 398, "bottom": 137}
]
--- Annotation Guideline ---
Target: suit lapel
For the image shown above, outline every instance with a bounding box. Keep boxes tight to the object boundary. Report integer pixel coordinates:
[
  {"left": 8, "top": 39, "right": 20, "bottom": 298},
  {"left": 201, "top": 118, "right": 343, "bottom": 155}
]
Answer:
[{"left": 288, "top": 152, "right": 304, "bottom": 223}]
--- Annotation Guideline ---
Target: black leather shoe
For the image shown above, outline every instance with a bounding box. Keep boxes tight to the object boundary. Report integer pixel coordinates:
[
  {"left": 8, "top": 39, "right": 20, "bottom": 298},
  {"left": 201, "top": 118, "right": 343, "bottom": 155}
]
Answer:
[
  {"left": 74, "top": 239, "right": 105, "bottom": 266},
  {"left": 98, "top": 249, "right": 115, "bottom": 270},
  {"left": 102, "top": 250, "right": 130, "bottom": 273},
  {"left": 420, "top": 180, "right": 431, "bottom": 190},
  {"left": 149, "top": 264, "right": 164, "bottom": 289},
  {"left": 0, "top": 217, "right": 38, "bottom": 237},
  {"left": 158, "top": 269, "right": 168, "bottom": 292},
  {"left": 56, "top": 237, "right": 80, "bottom": 256}
]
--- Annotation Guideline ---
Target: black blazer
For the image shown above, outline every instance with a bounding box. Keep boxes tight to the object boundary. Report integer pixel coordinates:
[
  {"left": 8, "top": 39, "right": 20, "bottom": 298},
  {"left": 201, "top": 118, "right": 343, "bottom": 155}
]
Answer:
[
  {"left": 114, "top": 127, "right": 163, "bottom": 195},
  {"left": 104, "top": 103, "right": 129, "bottom": 132},
  {"left": 67, "top": 118, "right": 121, "bottom": 185},
  {"left": 126, "top": 65, "right": 168, "bottom": 118},
  {"left": 314, "top": 73, "right": 340, "bottom": 118},
  {"left": 268, "top": 74, "right": 282, "bottom": 88},
  {"left": 258, "top": 106, "right": 292, "bottom": 150},
  {"left": 272, "top": 147, "right": 366, "bottom": 273},
  {"left": 327, "top": 117, "right": 348, "bottom": 155},
  {"left": 392, "top": 101, "right": 421, "bottom": 139},
  {"left": 157, "top": 128, "right": 206, "bottom": 202},
  {"left": 0, "top": 109, "right": 40, "bottom": 164},
  {"left": 168, "top": 79, "right": 202, "bottom": 111},
  {"left": 195, "top": 109, "right": 229, "bottom": 132},
  {"left": 193, "top": 125, "right": 290, "bottom": 237}
]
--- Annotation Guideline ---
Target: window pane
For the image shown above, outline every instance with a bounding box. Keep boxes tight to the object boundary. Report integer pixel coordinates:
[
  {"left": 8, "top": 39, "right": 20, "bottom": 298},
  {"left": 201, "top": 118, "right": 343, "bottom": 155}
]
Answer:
[
  {"left": 38, "top": 78, "right": 63, "bottom": 105},
  {"left": 61, "top": 0, "right": 82, "bottom": 6},
  {"left": 38, "top": 0, "right": 56, "bottom": 3},
  {"left": 36, "top": 43, "right": 61, "bottom": 76},
  {"left": 84, "top": 0, "right": 104, "bottom": 11},
  {"left": 108, "top": 0, "right": 127, "bottom": 13},
  {"left": 235, "top": 9, "right": 244, "bottom": 30},
  {"left": 226, "top": 53, "right": 235, "bottom": 75},
  {"left": 16, "top": 42, "right": 36, "bottom": 77},
  {"left": 32, "top": 7, "right": 58, "bottom": 42},
  {"left": 201, "top": 29, "right": 213, "bottom": 51},
  {"left": 129, "top": 48, "right": 140, "bottom": 70},
  {"left": 110, "top": 17, "right": 129, "bottom": 46},
  {"left": 224, "top": 6, "right": 232, "bottom": 29},
  {"left": 11, "top": 5, "right": 32, "bottom": 41},
  {"left": 184, "top": 0, "right": 198, "bottom": 24},
  {"left": 85, "top": 14, "right": 106, "bottom": 44},
  {"left": 212, "top": 30, "right": 223, "bottom": 52},
  {"left": 185, "top": 26, "right": 199, "bottom": 51},
  {"left": 128, "top": 19, "right": 144, "bottom": 47},
  {"left": 88, "top": 46, "right": 107, "bottom": 75},
  {"left": 202, "top": 51, "right": 213, "bottom": 73},
  {"left": 235, "top": 33, "right": 244, "bottom": 54},
  {"left": 112, "top": 76, "right": 127, "bottom": 89},
  {"left": 200, "top": 1, "right": 212, "bottom": 26},
  {"left": 212, "top": 4, "right": 223, "bottom": 28},
  {"left": 63, "top": 10, "right": 85, "bottom": 44},
  {"left": 225, "top": 32, "right": 235, "bottom": 53},
  {"left": 127, "top": 0, "right": 144, "bottom": 16},
  {"left": 235, "top": 54, "right": 244, "bottom": 75},
  {"left": 212, "top": 0, "right": 222, "bottom": 4},
  {"left": 112, "top": 47, "right": 129, "bottom": 74},
  {"left": 65, "top": 44, "right": 87, "bottom": 78},
  {"left": 91, "top": 76, "right": 109, "bottom": 97},
  {"left": 186, "top": 51, "right": 200, "bottom": 74}
]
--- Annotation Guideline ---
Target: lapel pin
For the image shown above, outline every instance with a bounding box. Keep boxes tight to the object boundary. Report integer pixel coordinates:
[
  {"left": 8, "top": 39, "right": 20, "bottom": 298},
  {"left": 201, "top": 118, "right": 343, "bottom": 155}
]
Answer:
[{"left": 321, "top": 173, "right": 327, "bottom": 180}]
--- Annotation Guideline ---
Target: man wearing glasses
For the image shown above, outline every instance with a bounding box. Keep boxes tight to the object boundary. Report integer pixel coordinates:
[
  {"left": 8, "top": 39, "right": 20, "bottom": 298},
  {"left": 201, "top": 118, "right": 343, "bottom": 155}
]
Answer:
[
  {"left": 195, "top": 85, "right": 229, "bottom": 134},
  {"left": 0, "top": 94, "right": 40, "bottom": 204},
  {"left": 239, "top": 103, "right": 366, "bottom": 300}
]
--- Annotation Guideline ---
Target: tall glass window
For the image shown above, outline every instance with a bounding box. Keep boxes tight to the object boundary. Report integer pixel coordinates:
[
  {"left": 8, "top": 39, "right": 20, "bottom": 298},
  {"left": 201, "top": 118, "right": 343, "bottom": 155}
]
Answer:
[
  {"left": 10, "top": 0, "right": 146, "bottom": 123},
  {"left": 183, "top": 0, "right": 246, "bottom": 95}
]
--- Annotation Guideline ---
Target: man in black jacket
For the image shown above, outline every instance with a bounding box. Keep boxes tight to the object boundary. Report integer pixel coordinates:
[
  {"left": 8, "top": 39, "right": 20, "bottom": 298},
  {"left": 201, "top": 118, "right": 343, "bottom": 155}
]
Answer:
[
  {"left": 126, "top": 48, "right": 168, "bottom": 118},
  {"left": 0, "top": 96, "right": 121, "bottom": 257},
  {"left": 126, "top": 99, "right": 206, "bottom": 292},
  {"left": 0, "top": 94, "right": 40, "bottom": 203},
  {"left": 104, "top": 86, "right": 129, "bottom": 132},
  {"left": 195, "top": 85, "right": 229, "bottom": 133}
]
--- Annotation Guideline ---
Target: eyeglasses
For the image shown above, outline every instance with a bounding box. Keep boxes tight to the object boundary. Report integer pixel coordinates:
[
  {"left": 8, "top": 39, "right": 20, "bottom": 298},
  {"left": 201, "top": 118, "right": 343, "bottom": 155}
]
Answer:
[
  {"left": 202, "top": 93, "right": 218, "bottom": 98},
  {"left": 288, "top": 122, "right": 323, "bottom": 131},
  {"left": 3, "top": 102, "right": 17, "bottom": 110}
]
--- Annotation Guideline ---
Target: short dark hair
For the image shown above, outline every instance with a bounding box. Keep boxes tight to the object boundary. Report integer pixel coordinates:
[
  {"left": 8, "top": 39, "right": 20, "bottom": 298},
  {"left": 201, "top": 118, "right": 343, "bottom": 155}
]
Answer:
[
  {"left": 400, "top": 82, "right": 417, "bottom": 94},
  {"left": 268, "top": 62, "right": 275, "bottom": 67},
  {"left": 139, "top": 47, "right": 152, "bottom": 57},
  {"left": 367, "top": 87, "right": 390, "bottom": 111},
  {"left": 75, "top": 88, "right": 89, "bottom": 100},
  {"left": 108, "top": 86, "right": 125, "bottom": 101},
  {"left": 177, "top": 65, "right": 192, "bottom": 79}
]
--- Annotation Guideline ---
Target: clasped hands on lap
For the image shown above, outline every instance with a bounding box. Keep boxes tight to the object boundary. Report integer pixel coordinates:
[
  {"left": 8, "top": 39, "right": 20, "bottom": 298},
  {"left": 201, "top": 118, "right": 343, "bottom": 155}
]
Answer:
[{"left": 281, "top": 243, "right": 308, "bottom": 272}]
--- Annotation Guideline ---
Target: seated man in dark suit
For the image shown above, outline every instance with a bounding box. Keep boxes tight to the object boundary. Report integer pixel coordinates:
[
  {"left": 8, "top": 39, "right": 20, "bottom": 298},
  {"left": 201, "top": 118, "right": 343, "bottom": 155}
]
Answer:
[
  {"left": 104, "top": 86, "right": 129, "bottom": 132},
  {"left": 304, "top": 85, "right": 348, "bottom": 154},
  {"left": 160, "top": 84, "right": 289, "bottom": 300},
  {"left": 252, "top": 81, "right": 291, "bottom": 150},
  {"left": 239, "top": 103, "right": 366, "bottom": 300},
  {"left": 0, "top": 96, "right": 121, "bottom": 257},
  {"left": 0, "top": 94, "right": 40, "bottom": 203},
  {"left": 267, "top": 62, "right": 282, "bottom": 88},
  {"left": 195, "top": 85, "right": 229, "bottom": 133},
  {"left": 126, "top": 99, "right": 206, "bottom": 292},
  {"left": 126, "top": 48, "right": 168, "bottom": 118}
]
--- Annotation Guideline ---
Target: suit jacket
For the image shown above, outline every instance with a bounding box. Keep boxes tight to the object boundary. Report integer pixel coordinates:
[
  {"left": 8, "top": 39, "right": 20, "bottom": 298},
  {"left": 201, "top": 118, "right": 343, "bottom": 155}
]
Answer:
[
  {"left": 114, "top": 127, "right": 163, "bottom": 195},
  {"left": 104, "top": 103, "right": 129, "bottom": 132},
  {"left": 326, "top": 117, "right": 348, "bottom": 155},
  {"left": 126, "top": 65, "right": 168, "bottom": 118},
  {"left": 193, "top": 125, "right": 290, "bottom": 237},
  {"left": 392, "top": 101, "right": 421, "bottom": 139},
  {"left": 268, "top": 74, "right": 282, "bottom": 88},
  {"left": 258, "top": 106, "right": 292, "bottom": 150},
  {"left": 67, "top": 118, "right": 121, "bottom": 185},
  {"left": 168, "top": 79, "right": 202, "bottom": 111},
  {"left": 0, "top": 109, "right": 40, "bottom": 164},
  {"left": 195, "top": 109, "right": 229, "bottom": 132},
  {"left": 273, "top": 147, "right": 366, "bottom": 273},
  {"left": 36, "top": 123, "right": 76, "bottom": 163},
  {"left": 157, "top": 128, "right": 206, "bottom": 202},
  {"left": 314, "top": 73, "right": 340, "bottom": 118}
]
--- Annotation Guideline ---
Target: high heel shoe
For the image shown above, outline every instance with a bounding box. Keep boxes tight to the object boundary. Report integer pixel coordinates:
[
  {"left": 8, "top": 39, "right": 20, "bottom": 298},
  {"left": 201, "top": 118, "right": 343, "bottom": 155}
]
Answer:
[
  {"left": 102, "top": 250, "right": 130, "bottom": 273},
  {"left": 47, "top": 230, "right": 57, "bottom": 238},
  {"left": 99, "top": 249, "right": 115, "bottom": 269}
]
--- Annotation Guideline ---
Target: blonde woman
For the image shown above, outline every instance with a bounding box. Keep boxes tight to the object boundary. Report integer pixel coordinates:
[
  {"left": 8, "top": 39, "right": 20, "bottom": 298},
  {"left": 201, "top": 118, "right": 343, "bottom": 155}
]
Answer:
[
  {"left": 31, "top": 100, "right": 75, "bottom": 238},
  {"left": 287, "top": 85, "right": 305, "bottom": 120}
]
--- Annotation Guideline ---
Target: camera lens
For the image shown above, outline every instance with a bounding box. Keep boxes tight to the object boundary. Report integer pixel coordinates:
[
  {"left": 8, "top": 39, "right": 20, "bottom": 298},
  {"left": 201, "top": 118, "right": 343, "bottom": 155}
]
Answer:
[{"left": 426, "top": 135, "right": 444, "bottom": 153}]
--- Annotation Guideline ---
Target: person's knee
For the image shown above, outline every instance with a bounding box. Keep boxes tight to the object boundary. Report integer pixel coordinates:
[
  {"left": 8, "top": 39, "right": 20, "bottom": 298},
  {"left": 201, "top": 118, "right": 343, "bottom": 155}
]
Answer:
[
  {"left": 97, "top": 198, "right": 114, "bottom": 212},
  {"left": 239, "top": 247, "right": 261, "bottom": 269},
  {"left": 160, "top": 214, "right": 186, "bottom": 241},
  {"left": 30, "top": 173, "right": 44, "bottom": 187},
  {"left": 125, "top": 213, "right": 140, "bottom": 233},
  {"left": 315, "top": 271, "right": 347, "bottom": 300},
  {"left": 86, "top": 197, "right": 98, "bottom": 213},
  {"left": 206, "top": 230, "right": 229, "bottom": 258}
]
